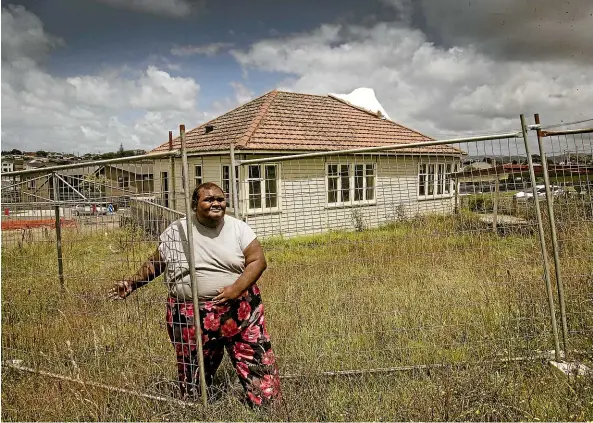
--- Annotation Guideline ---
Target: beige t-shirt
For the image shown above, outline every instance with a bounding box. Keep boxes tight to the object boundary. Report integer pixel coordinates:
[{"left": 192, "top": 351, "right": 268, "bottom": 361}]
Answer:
[{"left": 158, "top": 214, "right": 257, "bottom": 301}]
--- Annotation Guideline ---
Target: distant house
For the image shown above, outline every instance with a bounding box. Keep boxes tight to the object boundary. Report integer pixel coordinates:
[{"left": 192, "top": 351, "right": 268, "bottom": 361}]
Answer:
[
  {"left": 2, "top": 159, "right": 14, "bottom": 173},
  {"left": 149, "top": 90, "right": 463, "bottom": 238},
  {"left": 24, "top": 160, "right": 46, "bottom": 170},
  {"left": 94, "top": 162, "right": 154, "bottom": 197},
  {"left": 16, "top": 162, "right": 154, "bottom": 203},
  {"left": 1, "top": 158, "right": 20, "bottom": 202},
  {"left": 461, "top": 161, "right": 493, "bottom": 171}
]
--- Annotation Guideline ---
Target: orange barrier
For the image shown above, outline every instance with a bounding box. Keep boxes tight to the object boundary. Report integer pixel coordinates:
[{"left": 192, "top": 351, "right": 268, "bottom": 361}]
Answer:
[{"left": 1, "top": 219, "right": 77, "bottom": 230}]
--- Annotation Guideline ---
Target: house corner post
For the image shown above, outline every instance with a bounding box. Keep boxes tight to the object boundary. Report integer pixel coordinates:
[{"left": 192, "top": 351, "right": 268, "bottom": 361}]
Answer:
[
  {"left": 180, "top": 124, "right": 208, "bottom": 406},
  {"left": 534, "top": 113, "right": 569, "bottom": 359},
  {"left": 520, "top": 114, "right": 561, "bottom": 362}
]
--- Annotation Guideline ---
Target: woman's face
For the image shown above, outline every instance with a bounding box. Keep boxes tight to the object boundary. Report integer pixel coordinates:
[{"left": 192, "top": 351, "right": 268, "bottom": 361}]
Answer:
[{"left": 195, "top": 187, "right": 226, "bottom": 226}]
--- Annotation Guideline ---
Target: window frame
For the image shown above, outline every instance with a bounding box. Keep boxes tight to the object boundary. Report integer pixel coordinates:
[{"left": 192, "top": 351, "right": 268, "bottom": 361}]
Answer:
[
  {"left": 194, "top": 164, "right": 203, "bottom": 187},
  {"left": 244, "top": 163, "right": 281, "bottom": 215},
  {"left": 221, "top": 164, "right": 240, "bottom": 209},
  {"left": 118, "top": 175, "right": 130, "bottom": 189},
  {"left": 325, "top": 162, "right": 377, "bottom": 207},
  {"left": 418, "top": 160, "right": 456, "bottom": 200}
]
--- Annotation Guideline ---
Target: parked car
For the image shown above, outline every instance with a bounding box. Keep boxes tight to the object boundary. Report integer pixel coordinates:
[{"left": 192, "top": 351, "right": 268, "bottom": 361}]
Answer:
[
  {"left": 575, "top": 182, "right": 593, "bottom": 195},
  {"left": 71, "top": 204, "right": 108, "bottom": 216},
  {"left": 513, "top": 185, "right": 565, "bottom": 200}
]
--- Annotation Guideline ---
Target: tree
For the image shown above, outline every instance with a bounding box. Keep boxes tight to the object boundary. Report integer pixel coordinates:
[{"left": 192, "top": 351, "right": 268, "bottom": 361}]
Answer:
[
  {"left": 36, "top": 150, "right": 48, "bottom": 157},
  {"left": 100, "top": 152, "right": 117, "bottom": 160}
]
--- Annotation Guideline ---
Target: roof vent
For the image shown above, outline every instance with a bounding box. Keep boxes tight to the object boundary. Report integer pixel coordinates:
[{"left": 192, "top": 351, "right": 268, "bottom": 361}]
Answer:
[{"left": 205, "top": 124, "right": 214, "bottom": 134}]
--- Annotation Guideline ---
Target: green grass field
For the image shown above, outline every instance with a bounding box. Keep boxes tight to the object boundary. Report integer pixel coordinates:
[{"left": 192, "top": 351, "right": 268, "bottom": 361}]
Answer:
[{"left": 2, "top": 210, "right": 592, "bottom": 421}]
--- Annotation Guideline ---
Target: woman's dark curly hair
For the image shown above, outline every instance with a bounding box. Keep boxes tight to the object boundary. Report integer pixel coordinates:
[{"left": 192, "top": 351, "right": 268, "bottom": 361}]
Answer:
[{"left": 191, "top": 182, "right": 225, "bottom": 211}]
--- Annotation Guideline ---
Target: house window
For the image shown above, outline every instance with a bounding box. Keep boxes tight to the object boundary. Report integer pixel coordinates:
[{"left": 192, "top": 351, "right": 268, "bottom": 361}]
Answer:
[
  {"left": 118, "top": 176, "right": 129, "bottom": 188},
  {"left": 221, "top": 165, "right": 239, "bottom": 207},
  {"left": 445, "top": 164, "right": 453, "bottom": 194},
  {"left": 326, "top": 163, "right": 376, "bottom": 205},
  {"left": 418, "top": 162, "right": 455, "bottom": 198},
  {"left": 195, "top": 165, "right": 202, "bottom": 186},
  {"left": 247, "top": 164, "right": 279, "bottom": 211},
  {"left": 27, "top": 178, "right": 36, "bottom": 189}
]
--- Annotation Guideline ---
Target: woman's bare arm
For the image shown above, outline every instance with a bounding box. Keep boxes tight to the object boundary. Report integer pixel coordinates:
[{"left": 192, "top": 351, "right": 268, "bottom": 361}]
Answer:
[{"left": 108, "top": 248, "right": 166, "bottom": 299}]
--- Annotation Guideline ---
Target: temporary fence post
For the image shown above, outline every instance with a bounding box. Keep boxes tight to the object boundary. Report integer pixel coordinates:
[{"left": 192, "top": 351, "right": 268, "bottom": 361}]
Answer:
[
  {"left": 492, "top": 158, "right": 498, "bottom": 233},
  {"left": 454, "top": 184, "right": 460, "bottom": 213},
  {"left": 534, "top": 113, "right": 569, "bottom": 359},
  {"left": 229, "top": 144, "right": 241, "bottom": 220},
  {"left": 179, "top": 124, "right": 208, "bottom": 406},
  {"left": 52, "top": 172, "right": 65, "bottom": 292},
  {"left": 520, "top": 114, "right": 561, "bottom": 362}
]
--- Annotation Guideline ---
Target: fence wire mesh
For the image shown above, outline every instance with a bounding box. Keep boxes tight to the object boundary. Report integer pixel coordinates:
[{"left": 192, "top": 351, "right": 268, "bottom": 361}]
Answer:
[
  {"left": 238, "top": 134, "right": 573, "bottom": 376},
  {"left": 536, "top": 128, "right": 593, "bottom": 356},
  {"left": 1, "top": 121, "right": 592, "bottom": 420},
  {"left": 1, "top": 156, "right": 187, "bottom": 400}
]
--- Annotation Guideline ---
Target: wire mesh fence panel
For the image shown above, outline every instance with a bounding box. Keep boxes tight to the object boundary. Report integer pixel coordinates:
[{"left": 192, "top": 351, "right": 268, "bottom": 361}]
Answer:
[
  {"left": 1, "top": 154, "right": 193, "bottom": 400},
  {"left": 2, "top": 128, "right": 592, "bottom": 420},
  {"left": 537, "top": 127, "right": 593, "bottom": 358},
  {"left": 236, "top": 135, "right": 563, "bottom": 377}
]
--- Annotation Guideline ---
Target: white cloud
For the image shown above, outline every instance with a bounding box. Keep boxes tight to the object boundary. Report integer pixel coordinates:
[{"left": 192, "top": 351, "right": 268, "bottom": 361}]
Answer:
[
  {"left": 170, "top": 42, "right": 234, "bottom": 57},
  {"left": 129, "top": 66, "right": 200, "bottom": 111},
  {"left": 199, "top": 82, "right": 256, "bottom": 122},
  {"left": 1, "top": 6, "right": 203, "bottom": 154},
  {"left": 231, "top": 21, "right": 593, "bottom": 138},
  {"left": 92, "top": 0, "right": 201, "bottom": 19},
  {"left": 229, "top": 81, "right": 254, "bottom": 105}
]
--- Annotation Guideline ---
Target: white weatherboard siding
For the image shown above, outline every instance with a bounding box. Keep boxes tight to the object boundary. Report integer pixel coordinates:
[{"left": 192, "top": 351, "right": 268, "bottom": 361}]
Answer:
[
  {"left": 151, "top": 154, "right": 457, "bottom": 239},
  {"left": 153, "top": 155, "right": 231, "bottom": 214},
  {"left": 243, "top": 155, "right": 457, "bottom": 239}
]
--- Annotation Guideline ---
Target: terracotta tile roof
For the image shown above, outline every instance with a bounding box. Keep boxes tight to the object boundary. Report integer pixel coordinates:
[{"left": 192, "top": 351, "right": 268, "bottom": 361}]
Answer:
[{"left": 151, "top": 90, "right": 461, "bottom": 155}]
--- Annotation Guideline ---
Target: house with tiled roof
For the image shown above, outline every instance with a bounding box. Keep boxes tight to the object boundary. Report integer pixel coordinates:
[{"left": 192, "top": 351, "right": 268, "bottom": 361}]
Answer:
[{"left": 151, "top": 90, "right": 463, "bottom": 238}]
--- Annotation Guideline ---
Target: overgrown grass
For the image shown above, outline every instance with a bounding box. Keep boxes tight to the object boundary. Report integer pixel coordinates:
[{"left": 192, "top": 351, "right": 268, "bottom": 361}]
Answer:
[{"left": 2, "top": 211, "right": 592, "bottom": 421}]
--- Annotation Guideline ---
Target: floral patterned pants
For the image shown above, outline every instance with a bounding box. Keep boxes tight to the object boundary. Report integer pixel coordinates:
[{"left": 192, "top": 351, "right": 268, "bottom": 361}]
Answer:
[{"left": 166, "top": 284, "right": 281, "bottom": 407}]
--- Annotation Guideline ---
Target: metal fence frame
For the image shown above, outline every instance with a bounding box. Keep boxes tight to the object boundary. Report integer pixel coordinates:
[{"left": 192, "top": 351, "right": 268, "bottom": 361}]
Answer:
[
  {"left": 227, "top": 114, "right": 591, "bottom": 366},
  {"left": 2, "top": 115, "right": 592, "bottom": 409}
]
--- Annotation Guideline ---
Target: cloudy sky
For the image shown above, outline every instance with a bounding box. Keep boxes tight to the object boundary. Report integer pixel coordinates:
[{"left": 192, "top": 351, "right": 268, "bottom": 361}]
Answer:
[{"left": 1, "top": 0, "right": 592, "bottom": 154}]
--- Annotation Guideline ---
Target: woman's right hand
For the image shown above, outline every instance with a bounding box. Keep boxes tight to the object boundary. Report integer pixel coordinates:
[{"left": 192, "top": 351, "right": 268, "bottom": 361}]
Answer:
[{"left": 107, "top": 280, "right": 133, "bottom": 300}]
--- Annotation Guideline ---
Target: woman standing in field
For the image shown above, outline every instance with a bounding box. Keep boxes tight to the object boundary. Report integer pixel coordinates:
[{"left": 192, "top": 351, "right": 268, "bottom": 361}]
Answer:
[{"left": 108, "top": 182, "right": 281, "bottom": 407}]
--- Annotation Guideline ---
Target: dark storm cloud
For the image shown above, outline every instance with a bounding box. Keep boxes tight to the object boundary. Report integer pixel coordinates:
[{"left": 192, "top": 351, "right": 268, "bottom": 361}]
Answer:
[
  {"left": 91, "top": 0, "right": 205, "bottom": 18},
  {"left": 413, "top": 0, "right": 593, "bottom": 62}
]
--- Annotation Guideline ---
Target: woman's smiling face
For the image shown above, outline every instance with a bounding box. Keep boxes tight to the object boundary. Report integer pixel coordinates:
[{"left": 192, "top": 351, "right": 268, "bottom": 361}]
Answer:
[{"left": 195, "top": 186, "right": 226, "bottom": 226}]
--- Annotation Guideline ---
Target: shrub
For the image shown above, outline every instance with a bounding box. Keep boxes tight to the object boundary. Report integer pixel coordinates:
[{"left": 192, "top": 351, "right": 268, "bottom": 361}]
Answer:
[{"left": 466, "top": 194, "right": 494, "bottom": 213}]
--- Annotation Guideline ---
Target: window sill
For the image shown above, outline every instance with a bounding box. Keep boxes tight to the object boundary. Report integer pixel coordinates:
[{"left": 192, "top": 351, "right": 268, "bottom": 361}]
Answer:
[
  {"left": 244, "top": 208, "right": 282, "bottom": 217},
  {"left": 418, "top": 194, "right": 454, "bottom": 201},
  {"left": 325, "top": 201, "right": 377, "bottom": 209}
]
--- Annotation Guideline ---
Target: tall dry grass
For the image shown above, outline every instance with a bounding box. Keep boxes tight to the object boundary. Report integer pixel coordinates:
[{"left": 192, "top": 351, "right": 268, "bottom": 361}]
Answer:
[{"left": 2, "top": 210, "right": 592, "bottom": 421}]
